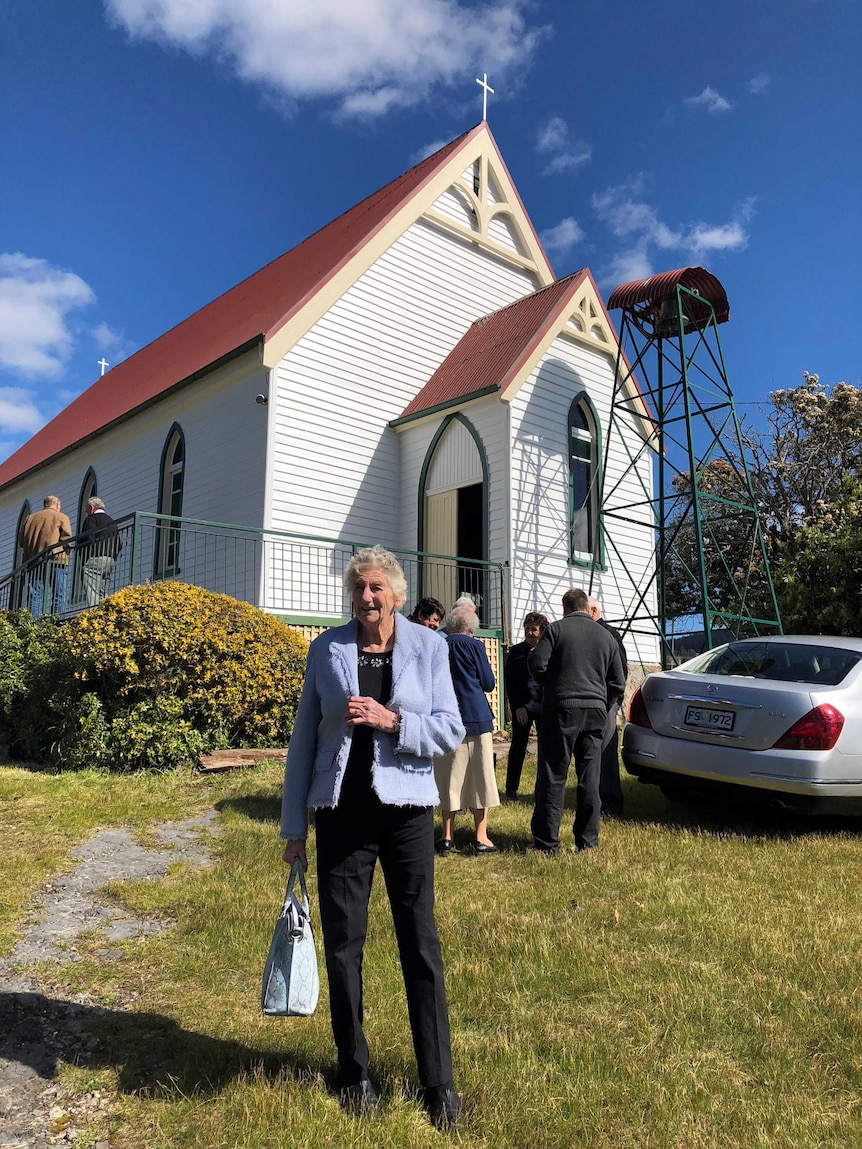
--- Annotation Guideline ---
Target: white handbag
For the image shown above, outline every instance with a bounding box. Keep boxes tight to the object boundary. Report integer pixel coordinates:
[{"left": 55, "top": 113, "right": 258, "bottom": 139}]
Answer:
[{"left": 261, "top": 859, "right": 320, "bottom": 1017}]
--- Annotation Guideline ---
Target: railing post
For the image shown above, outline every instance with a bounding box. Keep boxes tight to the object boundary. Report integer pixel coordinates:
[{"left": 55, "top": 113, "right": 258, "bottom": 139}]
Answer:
[
  {"left": 500, "top": 561, "right": 510, "bottom": 647},
  {"left": 130, "top": 512, "right": 141, "bottom": 587}
]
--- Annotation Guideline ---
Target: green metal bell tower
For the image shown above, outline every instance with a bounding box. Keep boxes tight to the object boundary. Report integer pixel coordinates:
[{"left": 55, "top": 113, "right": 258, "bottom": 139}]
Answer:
[{"left": 596, "top": 267, "right": 781, "bottom": 666}]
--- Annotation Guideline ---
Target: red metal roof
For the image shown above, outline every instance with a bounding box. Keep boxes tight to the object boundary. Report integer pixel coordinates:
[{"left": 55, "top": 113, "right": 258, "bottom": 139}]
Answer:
[
  {"left": 607, "top": 266, "right": 730, "bottom": 328},
  {"left": 398, "top": 271, "right": 590, "bottom": 420},
  {"left": 0, "top": 126, "right": 485, "bottom": 491}
]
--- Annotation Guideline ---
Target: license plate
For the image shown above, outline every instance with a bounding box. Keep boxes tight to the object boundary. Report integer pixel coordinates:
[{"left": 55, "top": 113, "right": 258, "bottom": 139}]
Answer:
[{"left": 684, "top": 706, "right": 735, "bottom": 732}]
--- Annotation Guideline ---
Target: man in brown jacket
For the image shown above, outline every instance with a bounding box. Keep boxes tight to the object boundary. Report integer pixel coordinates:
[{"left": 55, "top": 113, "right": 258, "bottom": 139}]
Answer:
[{"left": 19, "top": 495, "right": 72, "bottom": 618}]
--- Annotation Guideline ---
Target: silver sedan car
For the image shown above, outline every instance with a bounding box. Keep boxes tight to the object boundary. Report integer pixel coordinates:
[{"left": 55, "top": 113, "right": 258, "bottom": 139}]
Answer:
[{"left": 623, "top": 636, "right": 862, "bottom": 814}]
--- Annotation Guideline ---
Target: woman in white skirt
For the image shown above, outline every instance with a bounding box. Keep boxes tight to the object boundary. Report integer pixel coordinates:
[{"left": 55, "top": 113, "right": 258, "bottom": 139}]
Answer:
[{"left": 434, "top": 600, "right": 500, "bottom": 855}]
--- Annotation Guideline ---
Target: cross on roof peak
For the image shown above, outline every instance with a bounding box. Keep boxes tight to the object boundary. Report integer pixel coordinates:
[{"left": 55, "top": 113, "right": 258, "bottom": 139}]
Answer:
[{"left": 475, "top": 73, "right": 495, "bottom": 121}]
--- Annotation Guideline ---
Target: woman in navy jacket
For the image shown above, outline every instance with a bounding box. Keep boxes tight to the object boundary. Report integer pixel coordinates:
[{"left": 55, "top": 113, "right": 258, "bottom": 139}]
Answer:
[
  {"left": 434, "top": 600, "right": 500, "bottom": 855},
  {"left": 281, "top": 546, "right": 464, "bottom": 1128}
]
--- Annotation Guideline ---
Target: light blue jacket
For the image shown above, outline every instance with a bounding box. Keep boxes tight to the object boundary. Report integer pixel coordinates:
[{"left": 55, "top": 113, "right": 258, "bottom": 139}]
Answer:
[{"left": 280, "top": 613, "right": 465, "bottom": 840}]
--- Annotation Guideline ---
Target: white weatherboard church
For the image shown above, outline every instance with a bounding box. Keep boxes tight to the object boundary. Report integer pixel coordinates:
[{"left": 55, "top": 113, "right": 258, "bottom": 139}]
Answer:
[{"left": 0, "top": 122, "right": 657, "bottom": 665}]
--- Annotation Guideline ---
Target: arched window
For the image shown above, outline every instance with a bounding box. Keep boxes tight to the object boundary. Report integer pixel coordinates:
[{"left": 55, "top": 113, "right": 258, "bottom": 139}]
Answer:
[
  {"left": 12, "top": 500, "right": 31, "bottom": 608},
  {"left": 568, "top": 395, "right": 600, "bottom": 564},
  {"left": 77, "top": 468, "right": 97, "bottom": 534},
  {"left": 155, "top": 425, "right": 185, "bottom": 577}
]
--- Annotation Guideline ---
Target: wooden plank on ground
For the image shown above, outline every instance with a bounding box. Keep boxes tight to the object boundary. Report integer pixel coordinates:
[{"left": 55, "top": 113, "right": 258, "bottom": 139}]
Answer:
[{"left": 198, "top": 748, "right": 287, "bottom": 773}]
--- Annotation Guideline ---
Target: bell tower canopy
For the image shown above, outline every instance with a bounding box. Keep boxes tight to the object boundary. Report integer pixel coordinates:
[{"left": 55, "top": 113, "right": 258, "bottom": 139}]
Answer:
[{"left": 608, "top": 267, "right": 730, "bottom": 334}]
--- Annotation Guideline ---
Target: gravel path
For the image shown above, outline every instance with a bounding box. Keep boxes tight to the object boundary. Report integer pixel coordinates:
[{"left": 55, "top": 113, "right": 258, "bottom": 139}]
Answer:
[{"left": 0, "top": 812, "right": 219, "bottom": 1148}]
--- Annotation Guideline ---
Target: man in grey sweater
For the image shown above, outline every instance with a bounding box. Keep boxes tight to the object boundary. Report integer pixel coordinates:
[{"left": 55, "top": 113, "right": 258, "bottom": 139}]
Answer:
[{"left": 528, "top": 587, "right": 626, "bottom": 854}]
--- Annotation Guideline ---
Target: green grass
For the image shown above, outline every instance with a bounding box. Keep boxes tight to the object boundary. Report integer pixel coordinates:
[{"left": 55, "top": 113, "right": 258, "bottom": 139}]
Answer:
[{"left": 4, "top": 759, "right": 862, "bottom": 1148}]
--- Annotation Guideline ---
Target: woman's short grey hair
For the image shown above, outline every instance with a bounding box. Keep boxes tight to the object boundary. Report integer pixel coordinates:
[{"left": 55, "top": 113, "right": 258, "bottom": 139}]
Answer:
[
  {"left": 88, "top": 496, "right": 105, "bottom": 511},
  {"left": 443, "top": 601, "right": 479, "bottom": 634},
  {"left": 343, "top": 545, "right": 408, "bottom": 605}
]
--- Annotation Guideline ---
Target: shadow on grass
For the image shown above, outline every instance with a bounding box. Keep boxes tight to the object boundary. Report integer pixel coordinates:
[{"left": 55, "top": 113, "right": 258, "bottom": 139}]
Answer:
[
  {"left": 216, "top": 793, "right": 282, "bottom": 824},
  {"left": 0, "top": 989, "right": 335, "bottom": 1098},
  {"left": 616, "top": 775, "right": 862, "bottom": 842}
]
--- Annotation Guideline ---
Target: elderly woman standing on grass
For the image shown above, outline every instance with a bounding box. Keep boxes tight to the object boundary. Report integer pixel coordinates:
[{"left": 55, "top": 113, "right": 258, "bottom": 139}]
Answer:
[
  {"left": 280, "top": 545, "right": 465, "bottom": 1128},
  {"left": 434, "top": 599, "right": 500, "bottom": 856}
]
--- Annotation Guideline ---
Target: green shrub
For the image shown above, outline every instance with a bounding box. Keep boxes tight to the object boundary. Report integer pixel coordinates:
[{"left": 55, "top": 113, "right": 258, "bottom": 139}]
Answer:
[
  {"left": 0, "top": 611, "right": 60, "bottom": 747},
  {"left": 6, "top": 583, "right": 308, "bottom": 771}
]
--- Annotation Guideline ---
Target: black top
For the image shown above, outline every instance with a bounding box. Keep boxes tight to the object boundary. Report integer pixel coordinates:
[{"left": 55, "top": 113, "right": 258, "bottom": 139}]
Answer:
[
  {"left": 80, "top": 511, "right": 122, "bottom": 558},
  {"left": 338, "top": 651, "right": 393, "bottom": 805},
  {"left": 597, "top": 618, "right": 628, "bottom": 679},
  {"left": 528, "top": 612, "right": 626, "bottom": 712},
  {"left": 504, "top": 640, "right": 542, "bottom": 714}
]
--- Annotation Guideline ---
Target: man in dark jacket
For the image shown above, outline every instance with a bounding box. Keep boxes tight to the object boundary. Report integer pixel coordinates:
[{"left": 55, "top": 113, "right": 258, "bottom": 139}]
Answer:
[
  {"left": 528, "top": 588, "right": 625, "bottom": 854},
  {"left": 503, "top": 611, "right": 548, "bottom": 798},
  {"left": 588, "top": 595, "right": 628, "bottom": 817},
  {"left": 80, "top": 497, "right": 121, "bottom": 607}
]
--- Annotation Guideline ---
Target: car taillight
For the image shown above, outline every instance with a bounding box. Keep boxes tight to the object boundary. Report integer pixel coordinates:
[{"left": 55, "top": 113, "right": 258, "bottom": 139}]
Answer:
[
  {"left": 628, "top": 686, "right": 652, "bottom": 729},
  {"left": 771, "top": 704, "right": 845, "bottom": 751}
]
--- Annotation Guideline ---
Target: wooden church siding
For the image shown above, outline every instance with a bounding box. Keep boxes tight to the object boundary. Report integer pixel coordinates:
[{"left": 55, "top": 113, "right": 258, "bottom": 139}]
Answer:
[
  {"left": 0, "top": 353, "right": 269, "bottom": 586},
  {"left": 429, "top": 187, "right": 478, "bottom": 232},
  {"left": 268, "top": 216, "right": 538, "bottom": 553},
  {"left": 508, "top": 335, "right": 658, "bottom": 665},
  {"left": 486, "top": 213, "right": 523, "bottom": 256}
]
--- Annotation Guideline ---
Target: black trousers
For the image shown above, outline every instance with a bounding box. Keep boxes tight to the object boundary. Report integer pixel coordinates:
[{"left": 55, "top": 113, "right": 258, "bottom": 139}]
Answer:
[
  {"left": 505, "top": 712, "right": 539, "bottom": 794},
  {"left": 531, "top": 705, "right": 606, "bottom": 852},
  {"left": 599, "top": 701, "right": 624, "bottom": 816},
  {"left": 315, "top": 799, "right": 453, "bottom": 1088}
]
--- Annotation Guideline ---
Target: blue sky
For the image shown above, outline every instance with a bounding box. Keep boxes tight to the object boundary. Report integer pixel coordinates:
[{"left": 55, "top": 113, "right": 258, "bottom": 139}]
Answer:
[{"left": 1, "top": 0, "right": 859, "bottom": 463}]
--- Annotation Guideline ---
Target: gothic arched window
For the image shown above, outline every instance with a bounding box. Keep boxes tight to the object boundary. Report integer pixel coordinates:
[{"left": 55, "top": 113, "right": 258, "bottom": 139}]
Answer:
[
  {"left": 568, "top": 395, "right": 600, "bottom": 563},
  {"left": 155, "top": 425, "right": 185, "bottom": 577}
]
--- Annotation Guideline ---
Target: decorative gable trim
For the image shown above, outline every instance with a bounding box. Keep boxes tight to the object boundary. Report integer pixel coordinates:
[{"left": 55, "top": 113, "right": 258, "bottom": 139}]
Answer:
[
  {"left": 497, "top": 272, "right": 654, "bottom": 442},
  {"left": 421, "top": 148, "right": 551, "bottom": 278},
  {"left": 262, "top": 123, "right": 554, "bottom": 369}
]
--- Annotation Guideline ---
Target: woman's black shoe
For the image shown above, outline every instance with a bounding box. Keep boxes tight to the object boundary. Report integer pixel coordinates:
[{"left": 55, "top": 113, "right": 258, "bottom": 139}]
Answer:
[
  {"left": 470, "top": 840, "right": 497, "bottom": 855},
  {"left": 435, "top": 838, "right": 454, "bottom": 856},
  {"left": 424, "top": 1083, "right": 462, "bottom": 1128},
  {"left": 338, "top": 1079, "right": 379, "bottom": 1115}
]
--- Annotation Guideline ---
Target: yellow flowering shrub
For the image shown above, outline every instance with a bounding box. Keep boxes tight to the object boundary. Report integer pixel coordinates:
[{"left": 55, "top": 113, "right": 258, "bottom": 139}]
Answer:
[{"left": 9, "top": 583, "right": 308, "bottom": 771}]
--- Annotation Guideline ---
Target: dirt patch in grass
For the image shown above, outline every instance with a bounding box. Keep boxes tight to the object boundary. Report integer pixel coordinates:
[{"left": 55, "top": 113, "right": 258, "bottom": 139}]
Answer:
[{"left": 0, "top": 812, "right": 219, "bottom": 1148}]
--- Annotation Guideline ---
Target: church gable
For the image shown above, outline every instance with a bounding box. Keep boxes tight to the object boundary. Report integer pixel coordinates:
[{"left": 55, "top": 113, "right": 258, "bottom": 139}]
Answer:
[
  {"left": 262, "top": 124, "right": 554, "bottom": 367},
  {"left": 423, "top": 152, "right": 542, "bottom": 269}
]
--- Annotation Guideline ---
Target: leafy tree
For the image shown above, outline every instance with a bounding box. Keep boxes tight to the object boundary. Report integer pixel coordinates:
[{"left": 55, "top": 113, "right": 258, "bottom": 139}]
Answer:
[
  {"left": 773, "top": 479, "right": 862, "bottom": 635},
  {"left": 662, "top": 373, "right": 862, "bottom": 633},
  {"left": 741, "top": 373, "right": 862, "bottom": 541}
]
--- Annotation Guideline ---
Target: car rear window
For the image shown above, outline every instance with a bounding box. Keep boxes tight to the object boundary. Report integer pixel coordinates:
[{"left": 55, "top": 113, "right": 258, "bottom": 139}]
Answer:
[{"left": 680, "top": 641, "right": 862, "bottom": 686}]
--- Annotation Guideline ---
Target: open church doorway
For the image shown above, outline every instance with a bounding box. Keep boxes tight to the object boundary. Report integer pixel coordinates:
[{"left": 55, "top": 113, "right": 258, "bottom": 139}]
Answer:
[{"left": 420, "top": 415, "right": 488, "bottom": 622}]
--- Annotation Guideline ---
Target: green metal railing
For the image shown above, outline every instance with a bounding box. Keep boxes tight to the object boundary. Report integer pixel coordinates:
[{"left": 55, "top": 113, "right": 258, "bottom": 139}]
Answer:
[{"left": 0, "top": 512, "right": 506, "bottom": 629}]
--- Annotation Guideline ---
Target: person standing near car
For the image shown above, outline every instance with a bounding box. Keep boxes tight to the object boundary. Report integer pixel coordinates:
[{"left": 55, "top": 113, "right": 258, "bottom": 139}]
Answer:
[
  {"left": 528, "top": 588, "right": 625, "bottom": 855},
  {"left": 80, "top": 497, "right": 121, "bottom": 607},
  {"left": 587, "top": 595, "right": 629, "bottom": 817},
  {"left": 503, "top": 611, "right": 549, "bottom": 799}
]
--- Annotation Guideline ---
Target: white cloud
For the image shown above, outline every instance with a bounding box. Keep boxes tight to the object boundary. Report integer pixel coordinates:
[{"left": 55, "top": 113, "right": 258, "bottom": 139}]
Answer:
[
  {"left": 0, "top": 387, "right": 46, "bottom": 436},
  {"left": 686, "top": 221, "right": 748, "bottom": 255},
  {"left": 748, "top": 73, "right": 772, "bottom": 94},
  {"left": 684, "top": 85, "right": 732, "bottom": 114},
  {"left": 592, "top": 179, "right": 680, "bottom": 249},
  {"left": 410, "top": 138, "right": 453, "bottom": 165},
  {"left": 0, "top": 253, "right": 95, "bottom": 379},
  {"left": 92, "top": 321, "right": 137, "bottom": 364},
  {"left": 604, "top": 244, "right": 653, "bottom": 287},
  {"left": 593, "top": 178, "right": 752, "bottom": 284},
  {"left": 539, "top": 217, "right": 584, "bottom": 257},
  {"left": 106, "top": 0, "right": 548, "bottom": 118},
  {"left": 536, "top": 116, "right": 592, "bottom": 175}
]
